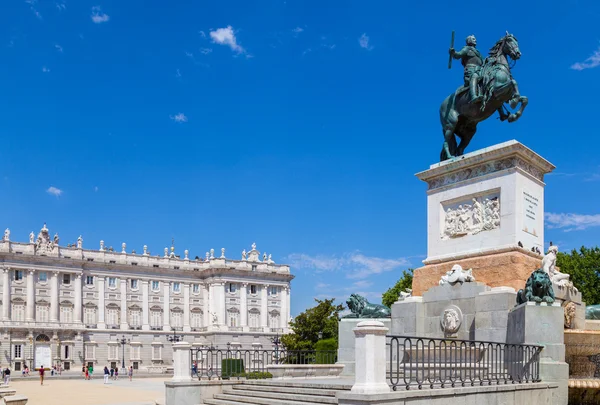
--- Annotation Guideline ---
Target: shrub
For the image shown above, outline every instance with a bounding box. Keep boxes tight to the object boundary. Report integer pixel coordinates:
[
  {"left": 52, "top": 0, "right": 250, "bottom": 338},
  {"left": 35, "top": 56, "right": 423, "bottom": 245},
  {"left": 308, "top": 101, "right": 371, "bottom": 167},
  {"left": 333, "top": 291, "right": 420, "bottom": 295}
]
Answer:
[
  {"left": 244, "top": 371, "right": 273, "bottom": 379},
  {"left": 221, "top": 359, "right": 244, "bottom": 379},
  {"left": 315, "top": 338, "right": 337, "bottom": 364}
]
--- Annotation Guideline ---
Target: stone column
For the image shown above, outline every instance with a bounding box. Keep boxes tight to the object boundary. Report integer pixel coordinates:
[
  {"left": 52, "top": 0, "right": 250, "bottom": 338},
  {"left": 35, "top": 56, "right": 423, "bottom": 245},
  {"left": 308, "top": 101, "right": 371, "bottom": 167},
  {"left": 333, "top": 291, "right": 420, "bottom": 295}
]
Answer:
[
  {"left": 74, "top": 274, "right": 82, "bottom": 323},
  {"left": 120, "top": 279, "right": 128, "bottom": 330},
  {"left": 215, "top": 282, "right": 226, "bottom": 327},
  {"left": 2, "top": 268, "right": 10, "bottom": 320},
  {"left": 202, "top": 284, "right": 210, "bottom": 327},
  {"left": 163, "top": 282, "right": 170, "bottom": 331},
  {"left": 171, "top": 341, "right": 192, "bottom": 382},
  {"left": 183, "top": 283, "right": 190, "bottom": 332},
  {"left": 26, "top": 270, "right": 35, "bottom": 322},
  {"left": 97, "top": 276, "right": 106, "bottom": 329},
  {"left": 142, "top": 280, "right": 150, "bottom": 331},
  {"left": 260, "top": 284, "right": 269, "bottom": 329},
  {"left": 350, "top": 320, "right": 390, "bottom": 394},
  {"left": 240, "top": 283, "right": 248, "bottom": 330},
  {"left": 50, "top": 272, "right": 59, "bottom": 322},
  {"left": 280, "top": 286, "right": 288, "bottom": 329},
  {"left": 286, "top": 286, "right": 291, "bottom": 327}
]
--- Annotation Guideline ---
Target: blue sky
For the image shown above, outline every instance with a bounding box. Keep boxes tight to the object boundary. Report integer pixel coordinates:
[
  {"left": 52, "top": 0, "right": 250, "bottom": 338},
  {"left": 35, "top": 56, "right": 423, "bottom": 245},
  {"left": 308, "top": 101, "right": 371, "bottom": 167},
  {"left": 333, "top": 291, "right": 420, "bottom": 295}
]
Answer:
[{"left": 1, "top": 0, "right": 600, "bottom": 316}]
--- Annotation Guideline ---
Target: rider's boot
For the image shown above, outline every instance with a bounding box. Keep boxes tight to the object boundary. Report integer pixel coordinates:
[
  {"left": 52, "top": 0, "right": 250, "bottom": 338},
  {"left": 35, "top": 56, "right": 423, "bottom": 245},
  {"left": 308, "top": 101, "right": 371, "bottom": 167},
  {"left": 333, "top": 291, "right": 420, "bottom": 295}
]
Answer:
[{"left": 470, "top": 80, "right": 482, "bottom": 103}]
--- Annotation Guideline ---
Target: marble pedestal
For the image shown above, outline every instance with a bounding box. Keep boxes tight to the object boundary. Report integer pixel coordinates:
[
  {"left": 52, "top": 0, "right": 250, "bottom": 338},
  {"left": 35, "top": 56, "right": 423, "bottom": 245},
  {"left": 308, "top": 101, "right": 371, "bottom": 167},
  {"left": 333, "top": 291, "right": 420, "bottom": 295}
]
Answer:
[
  {"left": 338, "top": 318, "right": 391, "bottom": 376},
  {"left": 507, "top": 302, "right": 568, "bottom": 405},
  {"left": 412, "top": 140, "right": 555, "bottom": 296}
]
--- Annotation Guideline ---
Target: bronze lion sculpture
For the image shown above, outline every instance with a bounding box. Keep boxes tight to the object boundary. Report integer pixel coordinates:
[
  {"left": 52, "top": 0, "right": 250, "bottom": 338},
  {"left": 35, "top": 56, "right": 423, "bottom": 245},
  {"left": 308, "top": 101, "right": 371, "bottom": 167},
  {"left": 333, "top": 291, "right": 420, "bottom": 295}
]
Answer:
[
  {"left": 343, "top": 294, "right": 391, "bottom": 318},
  {"left": 516, "top": 268, "right": 555, "bottom": 305}
]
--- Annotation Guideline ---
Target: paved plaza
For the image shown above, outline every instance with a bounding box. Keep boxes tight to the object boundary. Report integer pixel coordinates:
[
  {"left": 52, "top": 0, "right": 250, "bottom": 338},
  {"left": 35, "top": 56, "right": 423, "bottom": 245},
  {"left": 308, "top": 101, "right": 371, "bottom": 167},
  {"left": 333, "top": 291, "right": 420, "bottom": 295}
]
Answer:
[{"left": 9, "top": 376, "right": 167, "bottom": 405}]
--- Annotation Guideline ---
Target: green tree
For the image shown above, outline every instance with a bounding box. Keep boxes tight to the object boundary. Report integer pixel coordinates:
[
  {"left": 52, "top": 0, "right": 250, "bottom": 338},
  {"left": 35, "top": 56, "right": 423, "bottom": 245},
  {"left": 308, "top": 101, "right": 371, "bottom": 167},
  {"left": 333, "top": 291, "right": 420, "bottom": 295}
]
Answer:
[
  {"left": 556, "top": 246, "right": 600, "bottom": 305},
  {"left": 382, "top": 269, "right": 414, "bottom": 308},
  {"left": 281, "top": 298, "right": 345, "bottom": 351}
]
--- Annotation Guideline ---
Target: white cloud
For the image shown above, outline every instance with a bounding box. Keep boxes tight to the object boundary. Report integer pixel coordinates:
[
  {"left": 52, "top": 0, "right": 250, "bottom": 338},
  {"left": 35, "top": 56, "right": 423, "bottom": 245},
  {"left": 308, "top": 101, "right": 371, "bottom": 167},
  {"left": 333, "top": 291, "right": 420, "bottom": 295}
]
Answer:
[
  {"left": 170, "top": 113, "right": 188, "bottom": 123},
  {"left": 200, "top": 47, "right": 212, "bottom": 55},
  {"left": 571, "top": 45, "right": 600, "bottom": 70},
  {"left": 287, "top": 251, "right": 409, "bottom": 280},
  {"left": 292, "top": 27, "right": 304, "bottom": 35},
  {"left": 91, "top": 6, "right": 110, "bottom": 24},
  {"left": 25, "top": 0, "right": 42, "bottom": 20},
  {"left": 55, "top": 44, "right": 63, "bottom": 53},
  {"left": 359, "top": 33, "right": 373, "bottom": 50},
  {"left": 175, "top": 69, "right": 182, "bottom": 78},
  {"left": 199, "top": 31, "right": 207, "bottom": 38},
  {"left": 56, "top": 2, "right": 66, "bottom": 11},
  {"left": 42, "top": 66, "right": 50, "bottom": 73},
  {"left": 46, "top": 186, "right": 62, "bottom": 197},
  {"left": 545, "top": 212, "right": 600, "bottom": 231},
  {"left": 210, "top": 26, "right": 244, "bottom": 53},
  {"left": 94, "top": 186, "right": 99, "bottom": 192}
]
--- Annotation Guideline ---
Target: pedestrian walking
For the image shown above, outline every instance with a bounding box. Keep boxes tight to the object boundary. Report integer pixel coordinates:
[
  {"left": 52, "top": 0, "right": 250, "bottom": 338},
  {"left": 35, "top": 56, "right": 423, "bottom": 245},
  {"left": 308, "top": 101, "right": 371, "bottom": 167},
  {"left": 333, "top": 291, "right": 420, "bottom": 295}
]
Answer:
[
  {"left": 114, "top": 366, "right": 119, "bottom": 380},
  {"left": 82, "top": 364, "right": 86, "bottom": 379},
  {"left": 110, "top": 367, "right": 114, "bottom": 379},
  {"left": 88, "top": 364, "right": 94, "bottom": 379},
  {"left": 103, "top": 366, "right": 109, "bottom": 384},
  {"left": 128, "top": 366, "right": 133, "bottom": 382},
  {"left": 3, "top": 367, "right": 10, "bottom": 386},
  {"left": 39, "top": 365, "right": 45, "bottom": 386},
  {"left": 85, "top": 367, "right": 89, "bottom": 380}
]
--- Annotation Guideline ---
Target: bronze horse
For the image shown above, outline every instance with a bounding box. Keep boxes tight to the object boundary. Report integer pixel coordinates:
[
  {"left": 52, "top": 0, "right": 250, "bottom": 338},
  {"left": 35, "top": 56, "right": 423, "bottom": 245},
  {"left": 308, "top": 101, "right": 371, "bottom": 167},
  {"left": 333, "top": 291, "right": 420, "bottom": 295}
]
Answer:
[{"left": 439, "top": 33, "right": 528, "bottom": 161}]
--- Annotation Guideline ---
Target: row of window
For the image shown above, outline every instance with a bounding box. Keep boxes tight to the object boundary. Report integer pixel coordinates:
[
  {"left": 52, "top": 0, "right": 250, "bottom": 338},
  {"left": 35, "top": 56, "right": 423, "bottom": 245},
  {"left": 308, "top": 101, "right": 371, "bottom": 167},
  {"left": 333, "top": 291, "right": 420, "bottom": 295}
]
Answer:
[
  {"left": 12, "top": 271, "right": 282, "bottom": 297},
  {"left": 13, "top": 344, "right": 71, "bottom": 360},
  {"left": 85, "top": 345, "right": 157, "bottom": 361}
]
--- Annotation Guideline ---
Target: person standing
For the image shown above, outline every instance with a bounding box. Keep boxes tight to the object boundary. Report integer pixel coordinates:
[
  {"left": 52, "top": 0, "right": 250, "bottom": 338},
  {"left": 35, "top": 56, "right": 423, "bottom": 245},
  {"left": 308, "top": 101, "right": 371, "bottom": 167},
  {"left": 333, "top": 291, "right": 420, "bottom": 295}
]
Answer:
[
  {"left": 103, "top": 366, "right": 110, "bottom": 384},
  {"left": 128, "top": 366, "right": 133, "bottom": 382},
  {"left": 114, "top": 366, "right": 119, "bottom": 380},
  {"left": 3, "top": 367, "right": 10, "bottom": 386},
  {"left": 39, "top": 365, "right": 45, "bottom": 386},
  {"left": 82, "top": 364, "right": 86, "bottom": 379},
  {"left": 88, "top": 364, "right": 94, "bottom": 379}
]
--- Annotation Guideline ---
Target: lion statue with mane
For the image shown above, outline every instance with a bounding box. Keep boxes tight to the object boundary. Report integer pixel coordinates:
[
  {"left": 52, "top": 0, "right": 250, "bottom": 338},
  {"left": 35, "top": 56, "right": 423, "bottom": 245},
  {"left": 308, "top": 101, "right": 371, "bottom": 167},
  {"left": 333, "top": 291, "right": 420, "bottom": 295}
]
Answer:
[
  {"left": 343, "top": 294, "right": 391, "bottom": 318},
  {"left": 516, "top": 268, "right": 555, "bottom": 306}
]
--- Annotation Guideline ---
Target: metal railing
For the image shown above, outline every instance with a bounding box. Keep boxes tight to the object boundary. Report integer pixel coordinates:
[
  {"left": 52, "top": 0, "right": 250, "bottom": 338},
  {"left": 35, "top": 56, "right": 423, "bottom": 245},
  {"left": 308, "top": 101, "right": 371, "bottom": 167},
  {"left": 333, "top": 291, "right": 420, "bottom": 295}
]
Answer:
[
  {"left": 388, "top": 335, "right": 543, "bottom": 390},
  {"left": 190, "top": 348, "right": 337, "bottom": 379}
]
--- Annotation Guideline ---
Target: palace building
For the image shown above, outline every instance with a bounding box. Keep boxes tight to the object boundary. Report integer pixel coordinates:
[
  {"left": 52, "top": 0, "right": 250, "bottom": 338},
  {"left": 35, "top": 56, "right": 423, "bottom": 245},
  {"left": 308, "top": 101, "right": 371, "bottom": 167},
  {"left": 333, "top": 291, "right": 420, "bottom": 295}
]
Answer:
[{"left": 0, "top": 224, "right": 293, "bottom": 372}]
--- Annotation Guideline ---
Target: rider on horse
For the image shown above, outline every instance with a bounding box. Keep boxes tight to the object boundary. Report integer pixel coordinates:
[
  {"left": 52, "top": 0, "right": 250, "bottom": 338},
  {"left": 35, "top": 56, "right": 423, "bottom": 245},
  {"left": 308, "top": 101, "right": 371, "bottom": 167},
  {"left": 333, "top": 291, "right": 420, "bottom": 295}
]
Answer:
[{"left": 449, "top": 35, "right": 483, "bottom": 103}]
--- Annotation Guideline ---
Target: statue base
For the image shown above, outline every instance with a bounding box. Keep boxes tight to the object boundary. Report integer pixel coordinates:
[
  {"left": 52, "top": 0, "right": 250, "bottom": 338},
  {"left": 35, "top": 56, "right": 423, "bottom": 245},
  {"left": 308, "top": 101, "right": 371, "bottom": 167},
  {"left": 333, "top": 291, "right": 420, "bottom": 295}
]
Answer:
[
  {"left": 337, "top": 318, "right": 391, "bottom": 376},
  {"left": 412, "top": 248, "right": 541, "bottom": 296},
  {"left": 412, "top": 140, "right": 555, "bottom": 296}
]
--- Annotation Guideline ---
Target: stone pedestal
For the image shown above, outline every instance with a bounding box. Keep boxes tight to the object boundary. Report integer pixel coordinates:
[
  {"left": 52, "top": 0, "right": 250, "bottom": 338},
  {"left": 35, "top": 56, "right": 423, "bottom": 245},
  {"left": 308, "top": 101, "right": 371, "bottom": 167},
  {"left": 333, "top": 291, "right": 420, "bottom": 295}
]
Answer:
[
  {"left": 412, "top": 141, "right": 555, "bottom": 296},
  {"left": 171, "top": 341, "right": 192, "bottom": 382},
  {"left": 507, "top": 302, "right": 568, "bottom": 405},
  {"left": 350, "top": 321, "right": 390, "bottom": 395},
  {"left": 338, "top": 318, "right": 391, "bottom": 376}
]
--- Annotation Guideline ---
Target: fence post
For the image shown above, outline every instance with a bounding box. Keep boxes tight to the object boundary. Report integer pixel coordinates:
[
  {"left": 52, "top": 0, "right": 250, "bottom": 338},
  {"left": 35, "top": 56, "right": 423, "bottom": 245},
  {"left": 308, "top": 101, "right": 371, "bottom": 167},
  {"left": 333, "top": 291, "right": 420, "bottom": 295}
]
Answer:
[
  {"left": 172, "top": 341, "right": 193, "bottom": 382},
  {"left": 351, "top": 320, "right": 390, "bottom": 394}
]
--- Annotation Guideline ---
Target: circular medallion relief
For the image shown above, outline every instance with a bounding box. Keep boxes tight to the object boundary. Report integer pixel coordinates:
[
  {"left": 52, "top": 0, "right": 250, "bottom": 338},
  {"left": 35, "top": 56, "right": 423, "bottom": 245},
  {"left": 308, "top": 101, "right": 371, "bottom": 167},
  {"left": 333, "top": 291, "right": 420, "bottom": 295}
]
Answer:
[{"left": 440, "top": 305, "right": 463, "bottom": 336}]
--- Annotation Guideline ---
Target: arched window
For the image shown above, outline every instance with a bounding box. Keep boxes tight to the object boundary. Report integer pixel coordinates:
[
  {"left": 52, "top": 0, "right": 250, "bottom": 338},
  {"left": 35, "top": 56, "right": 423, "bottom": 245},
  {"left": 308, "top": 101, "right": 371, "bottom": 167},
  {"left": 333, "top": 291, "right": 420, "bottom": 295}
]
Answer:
[
  {"left": 150, "top": 306, "right": 162, "bottom": 329},
  {"left": 36, "top": 300, "right": 50, "bottom": 323},
  {"left": 60, "top": 301, "right": 74, "bottom": 323},
  {"left": 106, "top": 303, "right": 120, "bottom": 326},
  {"left": 128, "top": 305, "right": 142, "bottom": 328},
  {"left": 190, "top": 308, "right": 203, "bottom": 328},
  {"left": 84, "top": 303, "right": 97, "bottom": 326},
  {"left": 248, "top": 308, "right": 260, "bottom": 328},
  {"left": 11, "top": 298, "right": 25, "bottom": 322},
  {"left": 268, "top": 310, "right": 280, "bottom": 329},
  {"left": 36, "top": 334, "right": 50, "bottom": 343},
  {"left": 227, "top": 308, "right": 240, "bottom": 327},
  {"left": 171, "top": 307, "right": 183, "bottom": 329}
]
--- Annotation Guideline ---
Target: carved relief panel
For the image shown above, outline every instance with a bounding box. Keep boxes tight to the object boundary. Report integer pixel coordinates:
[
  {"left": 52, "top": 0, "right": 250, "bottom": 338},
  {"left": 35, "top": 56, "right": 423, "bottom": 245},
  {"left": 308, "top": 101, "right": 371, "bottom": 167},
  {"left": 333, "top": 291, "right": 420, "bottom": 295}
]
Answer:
[{"left": 441, "top": 191, "right": 500, "bottom": 240}]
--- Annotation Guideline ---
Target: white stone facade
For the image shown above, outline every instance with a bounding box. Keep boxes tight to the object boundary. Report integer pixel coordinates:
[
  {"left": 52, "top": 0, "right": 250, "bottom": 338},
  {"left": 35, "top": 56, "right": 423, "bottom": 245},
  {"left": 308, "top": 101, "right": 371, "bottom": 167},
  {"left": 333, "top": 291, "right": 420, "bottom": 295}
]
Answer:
[
  {"left": 0, "top": 224, "right": 293, "bottom": 372},
  {"left": 416, "top": 140, "right": 555, "bottom": 264}
]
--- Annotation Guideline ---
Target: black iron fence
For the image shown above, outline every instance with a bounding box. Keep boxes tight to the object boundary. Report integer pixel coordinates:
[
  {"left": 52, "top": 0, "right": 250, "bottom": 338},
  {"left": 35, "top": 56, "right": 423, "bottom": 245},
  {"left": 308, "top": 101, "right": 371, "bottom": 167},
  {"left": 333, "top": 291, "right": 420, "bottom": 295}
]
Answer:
[
  {"left": 388, "top": 335, "right": 543, "bottom": 390},
  {"left": 190, "top": 348, "right": 337, "bottom": 379}
]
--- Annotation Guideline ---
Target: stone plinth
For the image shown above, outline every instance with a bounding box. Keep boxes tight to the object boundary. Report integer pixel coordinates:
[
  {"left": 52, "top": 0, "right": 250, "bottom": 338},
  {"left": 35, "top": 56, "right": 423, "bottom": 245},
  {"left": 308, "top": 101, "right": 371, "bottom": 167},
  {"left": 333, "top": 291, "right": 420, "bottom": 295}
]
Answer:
[
  {"left": 412, "top": 249, "right": 541, "bottom": 296},
  {"left": 338, "top": 318, "right": 391, "bottom": 376},
  {"left": 413, "top": 140, "right": 554, "bottom": 296},
  {"left": 507, "top": 302, "right": 568, "bottom": 405},
  {"left": 351, "top": 320, "right": 390, "bottom": 395}
]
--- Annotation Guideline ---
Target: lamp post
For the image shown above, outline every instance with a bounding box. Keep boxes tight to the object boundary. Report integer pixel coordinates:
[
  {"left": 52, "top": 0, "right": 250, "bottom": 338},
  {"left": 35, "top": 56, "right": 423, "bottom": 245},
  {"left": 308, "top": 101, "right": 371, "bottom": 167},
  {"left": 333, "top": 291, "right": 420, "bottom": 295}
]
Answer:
[
  {"left": 116, "top": 335, "right": 129, "bottom": 369},
  {"left": 57, "top": 338, "right": 62, "bottom": 371},
  {"left": 318, "top": 331, "right": 323, "bottom": 340},
  {"left": 270, "top": 333, "right": 281, "bottom": 364},
  {"left": 166, "top": 328, "right": 183, "bottom": 344}
]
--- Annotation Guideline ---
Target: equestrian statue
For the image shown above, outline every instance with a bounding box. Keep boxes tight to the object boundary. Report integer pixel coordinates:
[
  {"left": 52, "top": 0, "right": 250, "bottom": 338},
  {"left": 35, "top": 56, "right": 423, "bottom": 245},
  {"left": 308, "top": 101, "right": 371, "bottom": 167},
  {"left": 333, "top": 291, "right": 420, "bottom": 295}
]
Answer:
[{"left": 440, "top": 31, "right": 528, "bottom": 161}]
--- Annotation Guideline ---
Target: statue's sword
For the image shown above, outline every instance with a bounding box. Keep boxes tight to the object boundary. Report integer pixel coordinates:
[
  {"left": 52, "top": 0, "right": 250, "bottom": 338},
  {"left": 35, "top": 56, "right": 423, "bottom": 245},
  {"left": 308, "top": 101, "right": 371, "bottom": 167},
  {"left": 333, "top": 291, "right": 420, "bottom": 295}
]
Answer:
[{"left": 448, "top": 30, "right": 455, "bottom": 69}]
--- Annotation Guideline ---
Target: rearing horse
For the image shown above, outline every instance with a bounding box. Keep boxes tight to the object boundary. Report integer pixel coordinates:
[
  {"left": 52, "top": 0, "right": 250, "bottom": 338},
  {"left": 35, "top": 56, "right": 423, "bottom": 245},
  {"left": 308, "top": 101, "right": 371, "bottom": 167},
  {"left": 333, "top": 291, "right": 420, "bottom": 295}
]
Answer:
[{"left": 439, "top": 32, "right": 528, "bottom": 161}]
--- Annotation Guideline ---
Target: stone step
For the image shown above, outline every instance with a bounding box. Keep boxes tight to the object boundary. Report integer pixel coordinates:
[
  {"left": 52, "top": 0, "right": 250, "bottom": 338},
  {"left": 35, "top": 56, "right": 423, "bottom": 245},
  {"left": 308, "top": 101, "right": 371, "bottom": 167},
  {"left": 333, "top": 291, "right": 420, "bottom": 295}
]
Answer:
[
  {"left": 242, "top": 380, "right": 352, "bottom": 391},
  {"left": 214, "top": 393, "right": 323, "bottom": 405},
  {"left": 223, "top": 389, "right": 337, "bottom": 404},
  {"left": 205, "top": 398, "right": 262, "bottom": 405},
  {"left": 231, "top": 384, "right": 339, "bottom": 397}
]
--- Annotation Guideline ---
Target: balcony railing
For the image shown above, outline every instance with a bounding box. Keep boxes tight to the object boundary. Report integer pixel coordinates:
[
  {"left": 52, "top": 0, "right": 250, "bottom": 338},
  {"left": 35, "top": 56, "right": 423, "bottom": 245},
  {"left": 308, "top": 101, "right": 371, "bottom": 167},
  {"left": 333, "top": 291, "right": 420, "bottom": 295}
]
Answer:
[
  {"left": 190, "top": 348, "right": 338, "bottom": 379},
  {"left": 387, "top": 335, "right": 543, "bottom": 391}
]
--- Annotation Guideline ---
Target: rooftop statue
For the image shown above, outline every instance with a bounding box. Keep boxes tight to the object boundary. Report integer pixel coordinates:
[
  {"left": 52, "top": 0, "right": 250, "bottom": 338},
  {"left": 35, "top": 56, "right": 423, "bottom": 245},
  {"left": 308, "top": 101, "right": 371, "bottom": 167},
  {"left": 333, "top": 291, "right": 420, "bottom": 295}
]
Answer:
[{"left": 440, "top": 31, "right": 528, "bottom": 161}]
